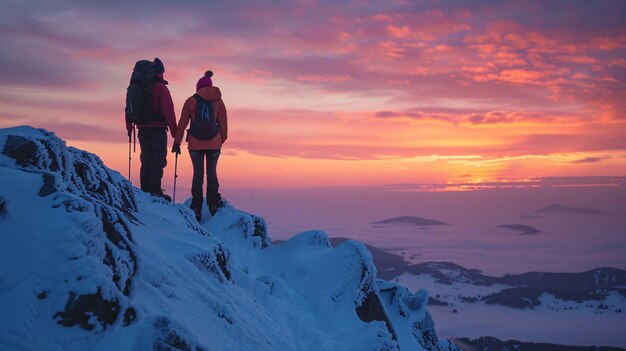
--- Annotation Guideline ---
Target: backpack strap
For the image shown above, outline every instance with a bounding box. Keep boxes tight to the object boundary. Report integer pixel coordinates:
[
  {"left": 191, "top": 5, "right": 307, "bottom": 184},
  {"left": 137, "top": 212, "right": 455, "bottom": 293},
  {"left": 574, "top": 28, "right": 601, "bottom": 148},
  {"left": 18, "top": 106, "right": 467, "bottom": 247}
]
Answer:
[
  {"left": 191, "top": 94, "right": 204, "bottom": 121},
  {"left": 192, "top": 93, "right": 206, "bottom": 103},
  {"left": 130, "top": 78, "right": 149, "bottom": 87}
]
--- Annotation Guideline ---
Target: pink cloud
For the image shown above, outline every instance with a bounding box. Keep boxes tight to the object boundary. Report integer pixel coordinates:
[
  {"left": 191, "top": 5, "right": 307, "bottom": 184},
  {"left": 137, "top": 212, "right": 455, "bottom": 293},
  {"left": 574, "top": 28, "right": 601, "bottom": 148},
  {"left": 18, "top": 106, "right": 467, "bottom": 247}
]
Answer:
[
  {"left": 590, "top": 36, "right": 626, "bottom": 50},
  {"left": 235, "top": 70, "right": 274, "bottom": 84},
  {"left": 377, "top": 41, "right": 406, "bottom": 58},
  {"left": 1, "top": 0, "right": 625, "bottom": 187},
  {"left": 296, "top": 74, "right": 352, "bottom": 83},
  {"left": 557, "top": 55, "right": 599, "bottom": 64}
]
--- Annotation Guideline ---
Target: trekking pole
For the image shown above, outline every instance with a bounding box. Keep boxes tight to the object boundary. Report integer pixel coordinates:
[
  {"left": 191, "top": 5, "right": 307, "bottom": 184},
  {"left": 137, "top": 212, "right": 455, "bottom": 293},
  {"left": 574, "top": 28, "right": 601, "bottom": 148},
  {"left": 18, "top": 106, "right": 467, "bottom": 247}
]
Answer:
[
  {"left": 128, "top": 127, "right": 132, "bottom": 182},
  {"left": 133, "top": 126, "right": 136, "bottom": 153},
  {"left": 173, "top": 152, "right": 179, "bottom": 203}
]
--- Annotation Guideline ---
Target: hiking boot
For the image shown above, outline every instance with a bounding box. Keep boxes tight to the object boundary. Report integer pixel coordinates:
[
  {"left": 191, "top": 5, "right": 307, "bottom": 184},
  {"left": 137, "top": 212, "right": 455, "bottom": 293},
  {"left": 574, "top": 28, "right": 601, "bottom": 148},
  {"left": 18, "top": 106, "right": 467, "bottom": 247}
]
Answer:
[
  {"left": 209, "top": 203, "right": 219, "bottom": 216},
  {"left": 208, "top": 196, "right": 226, "bottom": 216},
  {"left": 193, "top": 207, "right": 202, "bottom": 221},
  {"left": 149, "top": 189, "right": 172, "bottom": 202}
]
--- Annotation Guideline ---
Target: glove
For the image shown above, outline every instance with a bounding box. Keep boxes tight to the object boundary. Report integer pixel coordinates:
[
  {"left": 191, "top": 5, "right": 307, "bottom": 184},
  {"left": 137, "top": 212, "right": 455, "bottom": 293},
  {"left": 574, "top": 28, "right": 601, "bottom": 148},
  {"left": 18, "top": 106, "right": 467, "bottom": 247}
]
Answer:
[{"left": 171, "top": 143, "right": 181, "bottom": 155}]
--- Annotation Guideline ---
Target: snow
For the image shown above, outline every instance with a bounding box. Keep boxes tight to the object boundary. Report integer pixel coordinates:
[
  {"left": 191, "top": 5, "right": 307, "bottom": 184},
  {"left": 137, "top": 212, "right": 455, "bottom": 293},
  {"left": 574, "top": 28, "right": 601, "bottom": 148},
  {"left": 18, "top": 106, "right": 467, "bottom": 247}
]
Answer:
[
  {"left": 396, "top": 272, "right": 626, "bottom": 347},
  {"left": 429, "top": 302, "right": 626, "bottom": 347},
  {"left": 224, "top": 185, "right": 626, "bottom": 347},
  {"left": 0, "top": 126, "right": 459, "bottom": 350}
]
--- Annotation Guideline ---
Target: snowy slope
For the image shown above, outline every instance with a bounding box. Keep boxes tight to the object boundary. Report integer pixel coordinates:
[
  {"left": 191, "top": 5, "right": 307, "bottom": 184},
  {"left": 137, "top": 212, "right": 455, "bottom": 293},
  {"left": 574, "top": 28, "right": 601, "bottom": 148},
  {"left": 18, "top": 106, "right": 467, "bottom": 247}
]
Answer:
[{"left": 0, "top": 126, "right": 459, "bottom": 351}]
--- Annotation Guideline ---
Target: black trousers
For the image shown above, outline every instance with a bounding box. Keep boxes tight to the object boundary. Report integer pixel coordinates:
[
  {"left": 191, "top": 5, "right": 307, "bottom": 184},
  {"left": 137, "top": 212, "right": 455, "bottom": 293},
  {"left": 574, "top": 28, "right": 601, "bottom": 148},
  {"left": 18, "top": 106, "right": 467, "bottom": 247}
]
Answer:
[
  {"left": 189, "top": 149, "right": 220, "bottom": 209},
  {"left": 138, "top": 127, "right": 167, "bottom": 193}
]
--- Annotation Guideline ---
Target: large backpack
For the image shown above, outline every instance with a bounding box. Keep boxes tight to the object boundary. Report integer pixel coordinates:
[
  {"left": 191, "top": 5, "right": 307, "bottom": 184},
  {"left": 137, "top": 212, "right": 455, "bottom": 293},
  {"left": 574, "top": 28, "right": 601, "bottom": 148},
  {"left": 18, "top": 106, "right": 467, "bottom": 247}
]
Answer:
[
  {"left": 188, "top": 93, "right": 219, "bottom": 140},
  {"left": 125, "top": 60, "right": 163, "bottom": 124}
]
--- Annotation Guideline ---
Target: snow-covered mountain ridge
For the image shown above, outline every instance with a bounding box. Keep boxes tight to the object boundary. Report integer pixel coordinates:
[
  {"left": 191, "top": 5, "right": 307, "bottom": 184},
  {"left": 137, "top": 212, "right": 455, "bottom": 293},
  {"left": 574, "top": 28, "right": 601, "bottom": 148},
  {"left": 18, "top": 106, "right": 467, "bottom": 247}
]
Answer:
[{"left": 0, "top": 126, "right": 459, "bottom": 351}]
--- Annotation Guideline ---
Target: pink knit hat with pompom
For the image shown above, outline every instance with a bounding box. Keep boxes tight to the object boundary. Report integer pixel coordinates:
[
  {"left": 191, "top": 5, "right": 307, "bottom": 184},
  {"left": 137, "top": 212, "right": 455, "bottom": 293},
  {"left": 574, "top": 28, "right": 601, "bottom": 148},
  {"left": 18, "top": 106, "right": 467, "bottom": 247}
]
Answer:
[{"left": 196, "top": 70, "right": 213, "bottom": 91}]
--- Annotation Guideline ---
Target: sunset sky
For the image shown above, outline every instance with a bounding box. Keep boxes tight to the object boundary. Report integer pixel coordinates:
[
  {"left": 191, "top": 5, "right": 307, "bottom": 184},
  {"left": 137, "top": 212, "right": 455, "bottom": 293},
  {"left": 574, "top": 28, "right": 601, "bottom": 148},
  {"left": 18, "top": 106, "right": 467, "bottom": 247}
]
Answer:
[{"left": 1, "top": 0, "right": 625, "bottom": 191}]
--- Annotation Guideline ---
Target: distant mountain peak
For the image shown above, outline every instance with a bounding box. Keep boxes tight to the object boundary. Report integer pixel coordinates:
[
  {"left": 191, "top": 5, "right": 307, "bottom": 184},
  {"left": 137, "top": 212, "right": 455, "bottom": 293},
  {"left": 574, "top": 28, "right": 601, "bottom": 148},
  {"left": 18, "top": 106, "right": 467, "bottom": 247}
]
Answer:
[
  {"left": 497, "top": 224, "right": 542, "bottom": 235},
  {"left": 374, "top": 216, "right": 448, "bottom": 226},
  {"left": 535, "top": 203, "right": 609, "bottom": 214}
]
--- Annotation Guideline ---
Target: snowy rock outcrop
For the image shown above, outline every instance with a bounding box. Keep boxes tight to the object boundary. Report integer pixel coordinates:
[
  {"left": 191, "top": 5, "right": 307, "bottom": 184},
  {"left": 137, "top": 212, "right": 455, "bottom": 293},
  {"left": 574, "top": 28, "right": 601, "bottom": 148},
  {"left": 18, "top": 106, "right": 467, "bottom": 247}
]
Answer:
[
  {"left": 0, "top": 126, "right": 458, "bottom": 351},
  {"left": 1, "top": 127, "right": 139, "bottom": 338}
]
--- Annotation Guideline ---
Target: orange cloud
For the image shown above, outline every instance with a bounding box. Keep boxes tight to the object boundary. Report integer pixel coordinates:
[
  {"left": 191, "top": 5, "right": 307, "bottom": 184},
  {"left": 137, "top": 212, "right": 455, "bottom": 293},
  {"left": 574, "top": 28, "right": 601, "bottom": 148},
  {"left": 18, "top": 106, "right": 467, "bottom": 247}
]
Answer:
[
  {"left": 497, "top": 69, "right": 545, "bottom": 84},
  {"left": 386, "top": 25, "right": 411, "bottom": 38},
  {"left": 1, "top": 0, "right": 625, "bottom": 189}
]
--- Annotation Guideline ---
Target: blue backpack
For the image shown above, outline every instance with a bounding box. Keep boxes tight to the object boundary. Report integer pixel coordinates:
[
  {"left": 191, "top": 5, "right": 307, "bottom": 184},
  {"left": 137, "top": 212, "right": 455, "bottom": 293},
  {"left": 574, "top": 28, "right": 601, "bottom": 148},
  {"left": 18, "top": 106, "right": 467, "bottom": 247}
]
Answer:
[{"left": 189, "top": 94, "right": 219, "bottom": 140}]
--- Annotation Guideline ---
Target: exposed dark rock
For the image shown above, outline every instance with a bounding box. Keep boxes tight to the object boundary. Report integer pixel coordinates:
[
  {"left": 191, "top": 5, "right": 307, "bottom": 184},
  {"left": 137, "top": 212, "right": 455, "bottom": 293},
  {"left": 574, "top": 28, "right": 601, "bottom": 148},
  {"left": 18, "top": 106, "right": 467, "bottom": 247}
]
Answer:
[
  {"left": 378, "top": 285, "right": 408, "bottom": 317},
  {"left": 3, "top": 135, "right": 38, "bottom": 167},
  {"left": 70, "top": 149, "right": 138, "bottom": 218},
  {"left": 54, "top": 290, "right": 121, "bottom": 330},
  {"left": 176, "top": 207, "right": 210, "bottom": 237},
  {"left": 41, "top": 139, "right": 60, "bottom": 171},
  {"left": 216, "top": 311, "right": 233, "bottom": 325},
  {"left": 228, "top": 212, "right": 271, "bottom": 249},
  {"left": 73, "top": 162, "right": 89, "bottom": 186},
  {"left": 214, "top": 247, "right": 230, "bottom": 281},
  {"left": 101, "top": 207, "right": 128, "bottom": 248},
  {"left": 356, "top": 290, "right": 398, "bottom": 340},
  {"left": 378, "top": 283, "right": 442, "bottom": 351},
  {"left": 152, "top": 317, "right": 208, "bottom": 351},
  {"left": 0, "top": 195, "right": 6, "bottom": 217},
  {"left": 99, "top": 207, "right": 137, "bottom": 296},
  {"left": 3, "top": 131, "right": 137, "bottom": 218},
  {"left": 123, "top": 307, "right": 136, "bottom": 326},
  {"left": 252, "top": 215, "right": 270, "bottom": 248},
  {"left": 378, "top": 280, "right": 458, "bottom": 350},
  {"left": 355, "top": 262, "right": 398, "bottom": 342},
  {"left": 190, "top": 246, "right": 232, "bottom": 283},
  {"left": 413, "top": 313, "right": 440, "bottom": 351},
  {"left": 55, "top": 197, "right": 91, "bottom": 213},
  {"left": 38, "top": 173, "right": 58, "bottom": 196}
]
